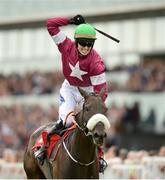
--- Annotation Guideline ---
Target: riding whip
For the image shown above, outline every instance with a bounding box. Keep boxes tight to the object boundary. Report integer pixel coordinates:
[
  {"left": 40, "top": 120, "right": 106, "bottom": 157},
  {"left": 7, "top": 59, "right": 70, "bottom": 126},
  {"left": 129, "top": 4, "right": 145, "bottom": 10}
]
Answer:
[{"left": 94, "top": 27, "right": 120, "bottom": 43}]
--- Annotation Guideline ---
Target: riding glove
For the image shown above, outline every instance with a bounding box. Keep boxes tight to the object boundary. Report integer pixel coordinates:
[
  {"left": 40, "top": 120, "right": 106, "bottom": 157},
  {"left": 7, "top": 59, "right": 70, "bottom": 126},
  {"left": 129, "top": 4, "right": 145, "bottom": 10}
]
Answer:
[{"left": 69, "top": 15, "right": 85, "bottom": 25}]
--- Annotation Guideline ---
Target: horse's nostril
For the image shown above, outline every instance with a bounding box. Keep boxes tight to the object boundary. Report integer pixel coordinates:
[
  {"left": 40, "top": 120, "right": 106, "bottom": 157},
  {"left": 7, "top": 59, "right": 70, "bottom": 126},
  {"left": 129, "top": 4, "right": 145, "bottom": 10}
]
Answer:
[
  {"left": 94, "top": 133, "right": 99, "bottom": 138},
  {"left": 94, "top": 133, "right": 106, "bottom": 139}
]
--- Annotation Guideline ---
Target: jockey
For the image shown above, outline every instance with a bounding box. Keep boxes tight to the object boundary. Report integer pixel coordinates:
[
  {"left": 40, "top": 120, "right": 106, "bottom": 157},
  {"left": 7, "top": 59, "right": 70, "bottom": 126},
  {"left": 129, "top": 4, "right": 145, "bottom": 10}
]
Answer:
[{"left": 34, "top": 15, "right": 108, "bottom": 173}]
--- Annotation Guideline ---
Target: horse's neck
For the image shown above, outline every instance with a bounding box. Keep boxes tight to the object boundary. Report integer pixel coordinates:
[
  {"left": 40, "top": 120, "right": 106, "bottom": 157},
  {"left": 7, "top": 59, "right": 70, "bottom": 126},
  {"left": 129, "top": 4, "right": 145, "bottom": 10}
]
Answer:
[
  {"left": 66, "top": 115, "right": 96, "bottom": 162},
  {"left": 71, "top": 129, "right": 96, "bottom": 162}
]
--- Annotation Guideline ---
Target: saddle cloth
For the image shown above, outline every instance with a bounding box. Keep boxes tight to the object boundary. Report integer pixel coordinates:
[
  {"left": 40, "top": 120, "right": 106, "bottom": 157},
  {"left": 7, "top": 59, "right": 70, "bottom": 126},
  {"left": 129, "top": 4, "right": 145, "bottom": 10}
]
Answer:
[{"left": 32, "top": 124, "right": 76, "bottom": 161}]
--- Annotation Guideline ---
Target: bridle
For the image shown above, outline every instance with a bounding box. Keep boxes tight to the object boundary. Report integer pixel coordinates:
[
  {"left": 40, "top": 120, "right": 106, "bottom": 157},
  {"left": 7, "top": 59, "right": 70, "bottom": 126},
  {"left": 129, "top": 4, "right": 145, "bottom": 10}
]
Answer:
[
  {"left": 62, "top": 93, "right": 106, "bottom": 166},
  {"left": 62, "top": 118, "right": 95, "bottom": 166},
  {"left": 62, "top": 97, "right": 97, "bottom": 166},
  {"left": 74, "top": 93, "right": 104, "bottom": 137}
]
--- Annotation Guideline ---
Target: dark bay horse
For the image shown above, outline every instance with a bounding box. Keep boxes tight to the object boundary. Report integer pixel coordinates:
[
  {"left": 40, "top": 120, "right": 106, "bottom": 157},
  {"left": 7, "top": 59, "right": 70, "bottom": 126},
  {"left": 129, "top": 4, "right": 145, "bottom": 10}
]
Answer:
[{"left": 23, "top": 88, "right": 110, "bottom": 179}]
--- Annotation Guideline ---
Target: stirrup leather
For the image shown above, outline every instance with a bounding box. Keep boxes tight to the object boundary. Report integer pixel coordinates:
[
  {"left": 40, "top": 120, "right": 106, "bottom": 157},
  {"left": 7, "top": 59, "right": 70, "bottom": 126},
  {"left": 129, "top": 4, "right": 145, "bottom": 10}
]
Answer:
[{"left": 34, "top": 145, "right": 47, "bottom": 165}]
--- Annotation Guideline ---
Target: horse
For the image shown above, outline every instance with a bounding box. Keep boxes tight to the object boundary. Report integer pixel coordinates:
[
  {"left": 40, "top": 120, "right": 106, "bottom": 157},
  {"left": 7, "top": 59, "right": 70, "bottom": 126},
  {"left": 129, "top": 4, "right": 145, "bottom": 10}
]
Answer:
[{"left": 23, "top": 88, "right": 110, "bottom": 179}]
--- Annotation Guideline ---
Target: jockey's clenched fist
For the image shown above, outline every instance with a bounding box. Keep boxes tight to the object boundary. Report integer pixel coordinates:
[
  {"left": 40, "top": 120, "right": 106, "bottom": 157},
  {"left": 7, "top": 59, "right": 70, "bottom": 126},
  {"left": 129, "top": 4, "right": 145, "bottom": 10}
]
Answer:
[{"left": 69, "top": 15, "right": 86, "bottom": 25}]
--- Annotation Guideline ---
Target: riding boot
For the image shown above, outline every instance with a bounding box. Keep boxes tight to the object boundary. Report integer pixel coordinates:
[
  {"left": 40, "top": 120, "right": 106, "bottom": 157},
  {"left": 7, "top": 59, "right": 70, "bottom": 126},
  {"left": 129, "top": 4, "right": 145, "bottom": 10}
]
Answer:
[
  {"left": 98, "top": 147, "right": 108, "bottom": 173},
  {"left": 34, "top": 121, "right": 65, "bottom": 165},
  {"left": 47, "top": 120, "right": 65, "bottom": 139}
]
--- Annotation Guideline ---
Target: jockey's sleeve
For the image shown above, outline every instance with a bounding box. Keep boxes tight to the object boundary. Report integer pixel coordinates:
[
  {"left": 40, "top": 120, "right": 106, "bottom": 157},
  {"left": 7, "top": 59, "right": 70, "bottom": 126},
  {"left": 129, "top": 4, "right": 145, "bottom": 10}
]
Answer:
[
  {"left": 46, "top": 17, "right": 73, "bottom": 53},
  {"left": 94, "top": 82, "right": 108, "bottom": 102},
  {"left": 90, "top": 54, "right": 108, "bottom": 102},
  {"left": 46, "top": 17, "right": 69, "bottom": 36}
]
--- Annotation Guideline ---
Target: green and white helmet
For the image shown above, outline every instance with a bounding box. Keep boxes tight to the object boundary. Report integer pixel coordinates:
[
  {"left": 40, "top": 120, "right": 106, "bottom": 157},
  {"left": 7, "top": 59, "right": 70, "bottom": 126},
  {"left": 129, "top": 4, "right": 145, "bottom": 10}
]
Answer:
[{"left": 74, "top": 24, "right": 96, "bottom": 40}]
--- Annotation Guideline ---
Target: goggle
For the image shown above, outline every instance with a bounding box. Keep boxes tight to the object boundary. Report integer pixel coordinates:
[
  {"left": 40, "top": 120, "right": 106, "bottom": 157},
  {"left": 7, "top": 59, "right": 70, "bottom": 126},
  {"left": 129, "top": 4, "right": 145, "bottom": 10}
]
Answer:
[{"left": 77, "top": 39, "right": 95, "bottom": 47}]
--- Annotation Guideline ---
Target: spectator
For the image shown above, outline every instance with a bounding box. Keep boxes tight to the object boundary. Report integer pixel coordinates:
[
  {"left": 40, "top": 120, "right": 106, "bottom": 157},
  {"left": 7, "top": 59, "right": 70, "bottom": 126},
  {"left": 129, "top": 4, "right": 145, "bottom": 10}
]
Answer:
[
  {"left": 119, "top": 148, "right": 128, "bottom": 161},
  {"left": 158, "top": 145, "right": 165, "bottom": 156}
]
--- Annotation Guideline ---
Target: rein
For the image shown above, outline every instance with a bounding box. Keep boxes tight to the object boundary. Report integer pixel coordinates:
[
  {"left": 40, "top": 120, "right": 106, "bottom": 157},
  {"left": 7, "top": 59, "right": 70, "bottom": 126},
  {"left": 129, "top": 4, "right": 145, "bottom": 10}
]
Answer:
[
  {"left": 62, "top": 116, "right": 95, "bottom": 166},
  {"left": 62, "top": 140, "right": 95, "bottom": 166},
  {"left": 61, "top": 94, "right": 104, "bottom": 167},
  {"left": 72, "top": 118, "right": 93, "bottom": 137}
]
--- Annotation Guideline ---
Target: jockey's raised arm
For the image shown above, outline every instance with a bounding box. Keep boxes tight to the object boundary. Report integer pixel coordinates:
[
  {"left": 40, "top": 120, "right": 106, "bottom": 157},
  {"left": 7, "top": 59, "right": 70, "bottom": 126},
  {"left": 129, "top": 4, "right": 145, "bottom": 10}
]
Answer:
[{"left": 46, "top": 17, "right": 108, "bottom": 101}]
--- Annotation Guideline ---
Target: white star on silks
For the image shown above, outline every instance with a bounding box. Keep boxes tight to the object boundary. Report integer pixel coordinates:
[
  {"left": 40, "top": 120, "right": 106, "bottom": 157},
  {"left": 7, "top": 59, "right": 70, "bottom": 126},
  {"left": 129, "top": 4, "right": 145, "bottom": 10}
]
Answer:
[{"left": 69, "top": 61, "right": 88, "bottom": 81}]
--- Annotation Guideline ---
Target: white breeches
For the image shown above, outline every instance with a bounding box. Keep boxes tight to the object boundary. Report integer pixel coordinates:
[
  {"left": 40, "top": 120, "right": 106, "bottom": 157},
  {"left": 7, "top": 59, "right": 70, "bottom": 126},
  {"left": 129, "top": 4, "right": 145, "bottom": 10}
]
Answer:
[{"left": 58, "top": 80, "right": 94, "bottom": 127}]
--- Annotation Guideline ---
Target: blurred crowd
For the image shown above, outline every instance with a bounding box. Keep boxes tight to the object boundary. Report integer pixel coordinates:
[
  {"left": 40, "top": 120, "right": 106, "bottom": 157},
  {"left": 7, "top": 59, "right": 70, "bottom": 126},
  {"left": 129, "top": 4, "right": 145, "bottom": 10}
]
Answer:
[
  {"left": 104, "top": 145, "right": 165, "bottom": 178},
  {"left": 105, "top": 144, "right": 165, "bottom": 162},
  {"left": 0, "top": 61, "right": 164, "bottom": 96},
  {"left": 108, "top": 60, "right": 165, "bottom": 92},
  {"left": 0, "top": 104, "right": 58, "bottom": 161},
  {"left": 0, "top": 60, "right": 165, "bottom": 164},
  {"left": 0, "top": 71, "right": 64, "bottom": 96},
  {"left": 0, "top": 101, "right": 156, "bottom": 162}
]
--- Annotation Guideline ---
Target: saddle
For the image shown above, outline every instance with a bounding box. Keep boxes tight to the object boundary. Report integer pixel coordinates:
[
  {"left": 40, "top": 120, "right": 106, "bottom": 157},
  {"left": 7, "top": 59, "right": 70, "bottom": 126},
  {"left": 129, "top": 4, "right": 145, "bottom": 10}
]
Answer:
[{"left": 32, "top": 124, "right": 76, "bottom": 161}]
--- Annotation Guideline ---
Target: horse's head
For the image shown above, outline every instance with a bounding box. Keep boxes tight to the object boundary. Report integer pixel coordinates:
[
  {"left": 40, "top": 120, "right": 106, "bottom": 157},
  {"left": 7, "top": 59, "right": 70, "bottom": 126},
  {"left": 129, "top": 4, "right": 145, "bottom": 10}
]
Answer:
[{"left": 76, "top": 88, "right": 110, "bottom": 146}]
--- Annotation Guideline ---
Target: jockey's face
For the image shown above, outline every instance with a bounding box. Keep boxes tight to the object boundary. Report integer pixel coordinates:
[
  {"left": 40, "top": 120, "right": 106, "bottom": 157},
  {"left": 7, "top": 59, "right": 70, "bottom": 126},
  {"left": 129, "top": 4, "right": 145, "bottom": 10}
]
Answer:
[
  {"left": 77, "top": 44, "right": 92, "bottom": 56},
  {"left": 76, "top": 39, "right": 95, "bottom": 56}
]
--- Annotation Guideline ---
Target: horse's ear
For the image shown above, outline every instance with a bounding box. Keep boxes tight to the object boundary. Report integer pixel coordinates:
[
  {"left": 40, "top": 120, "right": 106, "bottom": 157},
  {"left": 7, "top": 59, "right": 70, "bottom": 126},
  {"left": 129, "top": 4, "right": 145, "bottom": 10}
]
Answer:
[
  {"left": 78, "top": 87, "right": 88, "bottom": 98},
  {"left": 99, "top": 88, "right": 105, "bottom": 98}
]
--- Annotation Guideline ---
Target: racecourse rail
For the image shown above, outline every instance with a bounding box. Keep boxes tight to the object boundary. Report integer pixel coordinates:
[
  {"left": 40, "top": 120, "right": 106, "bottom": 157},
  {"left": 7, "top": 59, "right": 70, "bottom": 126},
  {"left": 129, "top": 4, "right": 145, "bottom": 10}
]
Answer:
[{"left": 0, "top": 156, "right": 165, "bottom": 179}]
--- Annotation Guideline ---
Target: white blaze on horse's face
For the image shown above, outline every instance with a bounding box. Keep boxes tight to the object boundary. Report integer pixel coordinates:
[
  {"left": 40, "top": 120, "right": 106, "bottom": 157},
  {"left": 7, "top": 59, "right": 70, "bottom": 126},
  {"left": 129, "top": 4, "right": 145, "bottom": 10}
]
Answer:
[{"left": 87, "top": 113, "right": 110, "bottom": 131}]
